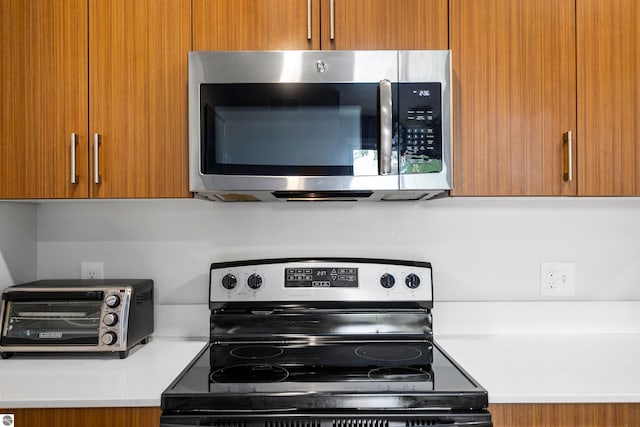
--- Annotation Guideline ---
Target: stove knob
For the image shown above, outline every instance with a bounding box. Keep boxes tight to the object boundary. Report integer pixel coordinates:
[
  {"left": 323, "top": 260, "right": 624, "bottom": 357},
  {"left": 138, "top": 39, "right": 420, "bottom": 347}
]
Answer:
[
  {"left": 405, "top": 273, "right": 421, "bottom": 289},
  {"left": 221, "top": 274, "right": 237, "bottom": 290},
  {"left": 101, "top": 331, "right": 117, "bottom": 346},
  {"left": 247, "top": 274, "right": 263, "bottom": 290},
  {"left": 380, "top": 273, "right": 396, "bottom": 288},
  {"left": 105, "top": 294, "right": 121, "bottom": 308},
  {"left": 103, "top": 313, "right": 119, "bottom": 327}
]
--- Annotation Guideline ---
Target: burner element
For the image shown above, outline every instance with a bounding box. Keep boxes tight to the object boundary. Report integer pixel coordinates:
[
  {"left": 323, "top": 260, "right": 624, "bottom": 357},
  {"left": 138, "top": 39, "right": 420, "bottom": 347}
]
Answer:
[
  {"left": 230, "top": 345, "right": 284, "bottom": 360},
  {"left": 355, "top": 344, "right": 422, "bottom": 362},
  {"left": 210, "top": 364, "right": 289, "bottom": 383},
  {"left": 368, "top": 367, "right": 432, "bottom": 381}
]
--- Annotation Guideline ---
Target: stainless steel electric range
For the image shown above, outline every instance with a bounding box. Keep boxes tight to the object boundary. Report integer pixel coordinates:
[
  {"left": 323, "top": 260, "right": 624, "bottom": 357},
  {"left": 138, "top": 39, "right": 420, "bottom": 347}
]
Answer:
[{"left": 161, "top": 258, "right": 492, "bottom": 426}]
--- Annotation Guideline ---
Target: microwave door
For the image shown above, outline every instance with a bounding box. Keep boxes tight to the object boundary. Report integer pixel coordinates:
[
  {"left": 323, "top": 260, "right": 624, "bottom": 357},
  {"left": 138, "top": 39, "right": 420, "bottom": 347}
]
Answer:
[{"left": 195, "top": 82, "right": 399, "bottom": 194}]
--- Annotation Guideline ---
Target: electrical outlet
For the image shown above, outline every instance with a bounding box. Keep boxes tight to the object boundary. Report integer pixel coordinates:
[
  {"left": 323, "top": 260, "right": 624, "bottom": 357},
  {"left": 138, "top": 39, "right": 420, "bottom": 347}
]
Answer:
[
  {"left": 540, "top": 262, "right": 575, "bottom": 296},
  {"left": 81, "top": 262, "right": 104, "bottom": 279}
]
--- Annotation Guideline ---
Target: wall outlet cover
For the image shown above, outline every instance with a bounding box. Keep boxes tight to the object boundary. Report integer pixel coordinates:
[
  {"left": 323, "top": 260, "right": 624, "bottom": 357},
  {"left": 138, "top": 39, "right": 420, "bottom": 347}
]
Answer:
[
  {"left": 541, "top": 262, "right": 575, "bottom": 297},
  {"left": 81, "top": 262, "right": 104, "bottom": 280}
]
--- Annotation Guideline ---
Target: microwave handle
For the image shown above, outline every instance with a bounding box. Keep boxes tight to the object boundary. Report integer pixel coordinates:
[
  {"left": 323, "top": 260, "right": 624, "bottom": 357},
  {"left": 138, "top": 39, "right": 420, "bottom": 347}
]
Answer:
[{"left": 379, "top": 79, "right": 393, "bottom": 175}]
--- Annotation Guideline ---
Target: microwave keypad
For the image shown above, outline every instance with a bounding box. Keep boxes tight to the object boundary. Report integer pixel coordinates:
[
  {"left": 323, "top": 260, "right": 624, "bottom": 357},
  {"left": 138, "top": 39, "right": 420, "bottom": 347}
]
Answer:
[{"left": 399, "top": 83, "right": 443, "bottom": 174}]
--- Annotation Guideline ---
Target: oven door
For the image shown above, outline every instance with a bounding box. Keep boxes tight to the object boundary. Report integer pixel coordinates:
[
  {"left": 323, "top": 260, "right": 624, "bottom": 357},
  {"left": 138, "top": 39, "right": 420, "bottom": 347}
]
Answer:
[{"left": 0, "top": 291, "right": 103, "bottom": 346}]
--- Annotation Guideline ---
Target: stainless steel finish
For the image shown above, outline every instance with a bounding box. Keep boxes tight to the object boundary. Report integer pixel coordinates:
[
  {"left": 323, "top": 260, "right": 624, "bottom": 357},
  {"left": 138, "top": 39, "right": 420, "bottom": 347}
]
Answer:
[
  {"left": 93, "top": 133, "right": 101, "bottom": 184},
  {"left": 210, "top": 260, "right": 433, "bottom": 303},
  {"left": 70, "top": 133, "right": 78, "bottom": 184},
  {"left": 398, "top": 50, "right": 453, "bottom": 192},
  {"left": 307, "top": 0, "right": 312, "bottom": 40},
  {"left": 564, "top": 130, "right": 573, "bottom": 182},
  {"left": 330, "top": 0, "right": 335, "bottom": 40},
  {"left": 379, "top": 79, "right": 393, "bottom": 175},
  {"left": 0, "top": 286, "right": 133, "bottom": 354},
  {"left": 188, "top": 50, "right": 452, "bottom": 201}
]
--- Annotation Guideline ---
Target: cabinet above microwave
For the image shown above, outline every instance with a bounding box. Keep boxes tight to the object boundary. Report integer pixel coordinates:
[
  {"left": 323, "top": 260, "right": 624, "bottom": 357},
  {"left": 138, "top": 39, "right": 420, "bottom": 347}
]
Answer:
[{"left": 188, "top": 50, "right": 452, "bottom": 201}]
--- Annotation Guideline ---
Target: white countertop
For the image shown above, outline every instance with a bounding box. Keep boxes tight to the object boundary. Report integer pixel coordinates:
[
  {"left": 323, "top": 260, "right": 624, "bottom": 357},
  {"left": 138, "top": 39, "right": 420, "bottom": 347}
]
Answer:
[
  {"left": 2, "top": 333, "right": 640, "bottom": 408},
  {"left": 437, "top": 333, "right": 640, "bottom": 404},
  {"left": 0, "top": 338, "right": 207, "bottom": 409}
]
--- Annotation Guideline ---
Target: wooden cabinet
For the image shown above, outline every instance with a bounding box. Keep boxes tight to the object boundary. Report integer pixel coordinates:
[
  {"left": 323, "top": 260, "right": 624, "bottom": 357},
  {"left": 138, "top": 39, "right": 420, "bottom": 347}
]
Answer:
[
  {"left": 193, "top": 0, "right": 321, "bottom": 50},
  {"left": 89, "top": 0, "right": 190, "bottom": 198},
  {"left": 577, "top": 0, "right": 640, "bottom": 196},
  {"left": 0, "top": 0, "right": 89, "bottom": 199},
  {"left": 320, "top": 0, "right": 448, "bottom": 50},
  {"left": 0, "top": 0, "right": 190, "bottom": 199},
  {"left": 5, "top": 407, "right": 161, "bottom": 427},
  {"left": 490, "top": 403, "right": 640, "bottom": 427},
  {"left": 450, "top": 0, "right": 577, "bottom": 196},
  {"left": 193, "top": 0, "right": 448, "bottom": 51}
]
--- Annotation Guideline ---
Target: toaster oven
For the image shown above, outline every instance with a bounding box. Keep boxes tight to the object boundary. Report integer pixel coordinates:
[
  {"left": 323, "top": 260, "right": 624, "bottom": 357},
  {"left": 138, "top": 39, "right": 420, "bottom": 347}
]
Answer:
[{"left": 0, "top": 279, "right": 153, "bottom": 359}]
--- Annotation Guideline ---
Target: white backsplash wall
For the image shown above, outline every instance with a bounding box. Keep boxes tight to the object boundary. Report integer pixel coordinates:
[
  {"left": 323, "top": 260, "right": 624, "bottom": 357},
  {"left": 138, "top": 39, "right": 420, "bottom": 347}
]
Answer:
[
  {"left": 36, "top": 197, "right": 640, "bottom": 306},
  {"left": 0, "top": 202, "right": 37, "bottom": 288}
]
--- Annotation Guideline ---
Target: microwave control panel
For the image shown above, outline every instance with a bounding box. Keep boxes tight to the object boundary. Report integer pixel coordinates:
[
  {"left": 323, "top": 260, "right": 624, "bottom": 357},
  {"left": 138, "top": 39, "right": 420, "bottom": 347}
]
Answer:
[{"left": 398, "top": 82, "right": 443, "bottom": 175}]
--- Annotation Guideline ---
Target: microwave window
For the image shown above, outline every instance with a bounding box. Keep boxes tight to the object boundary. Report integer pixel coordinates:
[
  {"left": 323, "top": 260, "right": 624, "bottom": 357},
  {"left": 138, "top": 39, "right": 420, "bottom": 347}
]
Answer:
[
  {"left": 214, "top": 106, "right": 361, "bottom": 166},
  {"left": 2, "top": 300, "right": 102, "bottom": 345},
  {"left": 200, "top": 83, "right": 390, "bottom": 176}
]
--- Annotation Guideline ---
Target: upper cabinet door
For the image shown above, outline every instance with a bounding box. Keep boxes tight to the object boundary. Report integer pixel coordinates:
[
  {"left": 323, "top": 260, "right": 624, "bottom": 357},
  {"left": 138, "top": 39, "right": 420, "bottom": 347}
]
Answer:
[
  {"left": 577, "top": 0, "right": 640, "bottom": 195},
  {"left": 320, "top": 0, "right": 448, "bottom": 50},
  {"left": 193, "top": 0, "right": 321, "bottom": 50},
  {"left": 89, "top": 0, "right": 191, "bottom": 198},
  {"left": 450, "top": 0, "right": 577, "bottom": 196},
  {"left": 0, "top": 0, "right": 89, "bottom": 199}
]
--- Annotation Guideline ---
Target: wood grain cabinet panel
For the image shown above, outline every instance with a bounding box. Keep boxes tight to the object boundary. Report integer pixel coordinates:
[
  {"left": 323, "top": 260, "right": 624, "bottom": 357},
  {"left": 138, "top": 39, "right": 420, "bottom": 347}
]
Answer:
[
  {"left": 193, "top": 0, "right": 321, "bottom": 50},
  {"left": 194, "top": 0, "right": 447, "bottom": 51},
  {"left": 321, "top": 0, "right": 448, "bottom": 50},
  {"left": 5, "top": 407, "right": 161, "bottom": 427},
  {"left": 89, "top": 0, "right": 191, "bottom": 198},
  {"left": 450, "top": 0, "right": 577, "bottom": 196},
  {"left": 577, "top": 0, "right": 640, "bottom": 196},
  {"left": 0, "top": 0, "right": 89, "bottom": 199},
  {"left": 490, "top": 403, "right": 640, "bottom": 427}
]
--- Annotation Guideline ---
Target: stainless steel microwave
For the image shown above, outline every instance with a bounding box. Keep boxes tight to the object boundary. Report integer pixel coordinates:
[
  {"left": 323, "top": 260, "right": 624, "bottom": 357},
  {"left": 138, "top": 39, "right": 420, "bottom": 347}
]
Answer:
[
  {"left": 0, "top": 279, "right": 153, "bottom": 359},
  {"left": 189, "top": 50, "right": 452, "bottom": 202}
]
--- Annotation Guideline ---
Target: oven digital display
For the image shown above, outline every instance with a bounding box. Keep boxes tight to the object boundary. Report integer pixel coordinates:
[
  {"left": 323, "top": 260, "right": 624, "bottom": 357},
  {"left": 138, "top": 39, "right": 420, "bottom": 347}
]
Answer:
[{"left": 284, "top": 267, "right": 358, "bottom": 288}]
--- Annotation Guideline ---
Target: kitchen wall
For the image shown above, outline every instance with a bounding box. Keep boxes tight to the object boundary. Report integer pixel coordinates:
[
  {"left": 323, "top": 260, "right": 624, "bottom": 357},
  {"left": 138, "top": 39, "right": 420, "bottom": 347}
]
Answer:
[
  {"left": 0, "top": 202, "right": 37, "bottom": 288},
  {"left": 36, "top": 197, "right": 640, "bottom": 303}
]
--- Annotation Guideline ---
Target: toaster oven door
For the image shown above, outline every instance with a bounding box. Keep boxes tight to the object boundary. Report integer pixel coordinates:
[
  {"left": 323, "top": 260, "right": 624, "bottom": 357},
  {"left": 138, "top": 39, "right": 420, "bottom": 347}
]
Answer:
[{"left": 1, "top": 291, "right": 103, "bottom": 346}]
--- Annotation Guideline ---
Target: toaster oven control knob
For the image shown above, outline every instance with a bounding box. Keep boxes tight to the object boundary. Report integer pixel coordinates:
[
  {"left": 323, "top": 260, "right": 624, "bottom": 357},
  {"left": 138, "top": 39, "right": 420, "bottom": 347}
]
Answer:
[
  {"left": 105, "top": 294, "right": 121, "bottom": 308},
  {"left": 405, "top": 273, "right": 421, "bottom": 289},
  {"left": 103, "top": 313, "right": 119, "bottom": 327},
  {"left": 247, "top": 273, "right": 263, "bottom": 290},
  {"left": 380, "top": 273, "right": 396, "bottom": 288},
  {"left": 221, "top": 274, "right": 237, "bottom": 290},
  {"left": 101, "top": 331, "right": 117, "bottom": 346}
]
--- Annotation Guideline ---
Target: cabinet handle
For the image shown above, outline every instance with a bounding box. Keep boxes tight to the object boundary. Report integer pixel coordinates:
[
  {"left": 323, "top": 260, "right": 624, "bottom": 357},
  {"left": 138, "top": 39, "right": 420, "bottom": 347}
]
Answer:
[
  {"left": 330, "top": 0, "right": 335, "bottom": 41},
  {"left": 94, "top": 133, "right": 102, "bottom": 184},
  {"left": 70, "top": 133, "right": 78, "bottom": 184},
  {"left": 563, "top": 131, "right": 573, "bottom": 182},
  {"left": 307, "top": 0, "right": 312, "bottom": 40},
  {"left": 378, "top": 79, "right": 392, "bottom": 175}
]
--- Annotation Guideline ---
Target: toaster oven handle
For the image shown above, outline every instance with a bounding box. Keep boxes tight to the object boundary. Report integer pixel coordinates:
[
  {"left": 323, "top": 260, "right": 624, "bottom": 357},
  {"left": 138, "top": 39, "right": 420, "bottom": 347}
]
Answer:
[{"left": 378, "top": 79, "right": 393, "bottom": 175}]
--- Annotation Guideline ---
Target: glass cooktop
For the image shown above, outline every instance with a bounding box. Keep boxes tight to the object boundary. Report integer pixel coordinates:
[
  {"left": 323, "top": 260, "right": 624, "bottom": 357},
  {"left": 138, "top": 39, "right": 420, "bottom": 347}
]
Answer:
[{"left": 161, "top": 340, "right": 488, "bottom": 413}]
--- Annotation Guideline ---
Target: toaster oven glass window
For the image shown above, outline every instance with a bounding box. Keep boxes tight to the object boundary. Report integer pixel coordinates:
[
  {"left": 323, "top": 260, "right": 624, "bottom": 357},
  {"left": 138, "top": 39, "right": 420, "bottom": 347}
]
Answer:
[{"left": 2, "top": 300, "right": 102, "bottom": 345}]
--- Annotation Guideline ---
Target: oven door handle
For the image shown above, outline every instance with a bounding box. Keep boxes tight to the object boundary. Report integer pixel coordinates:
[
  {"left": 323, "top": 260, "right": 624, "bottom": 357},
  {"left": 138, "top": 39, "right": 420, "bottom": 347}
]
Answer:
[{"left": 378, "top": 79, "right": 393, "bottom": 176}]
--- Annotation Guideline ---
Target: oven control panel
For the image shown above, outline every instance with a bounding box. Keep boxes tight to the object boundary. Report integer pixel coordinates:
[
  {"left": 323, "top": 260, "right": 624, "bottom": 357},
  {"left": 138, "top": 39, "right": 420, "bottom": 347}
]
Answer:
[{"left": 210, "top": 258, "right": 432, "bottom": 303}]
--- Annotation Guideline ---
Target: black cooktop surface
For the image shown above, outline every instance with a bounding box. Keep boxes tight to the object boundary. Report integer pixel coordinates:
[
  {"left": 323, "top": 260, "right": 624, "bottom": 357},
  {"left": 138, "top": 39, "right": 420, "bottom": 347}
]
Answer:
[{"left": 162, "top": 340, "right": 488, "bottom": 413}]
